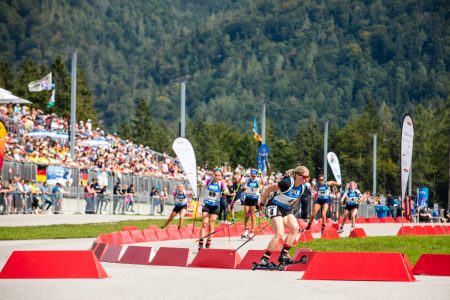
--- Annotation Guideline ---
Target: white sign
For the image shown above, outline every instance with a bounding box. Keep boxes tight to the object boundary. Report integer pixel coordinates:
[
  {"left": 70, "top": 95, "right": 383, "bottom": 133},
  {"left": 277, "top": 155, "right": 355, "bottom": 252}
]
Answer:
[
  {"left": 172, "top": 137, "right": 198, "bottom": 198},
  {"left": 327, "top": 152, "right": 342, "bottom": 185},
  {"left": 401, "top": 114, "right": 414, "bottom": 204}
]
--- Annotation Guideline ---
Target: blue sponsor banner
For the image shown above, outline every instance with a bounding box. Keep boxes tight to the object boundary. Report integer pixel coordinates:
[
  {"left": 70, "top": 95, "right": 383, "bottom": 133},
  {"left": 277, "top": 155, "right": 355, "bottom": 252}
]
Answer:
[
  {"left": 417, "top": 187, "right": 429, "bottom": 208},
  {"left": 257, "top": 144, "right": 270, "bottom": 173},
  {"left": 47, "top": 165, "right": 73, "bottom": 185}
]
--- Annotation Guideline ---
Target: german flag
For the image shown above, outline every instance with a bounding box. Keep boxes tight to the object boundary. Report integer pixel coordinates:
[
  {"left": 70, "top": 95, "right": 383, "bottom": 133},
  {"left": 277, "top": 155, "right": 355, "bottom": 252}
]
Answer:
[
  {"left": 36, "top": 165, "right": 47, "bottom": 182},
  {"left": 80, "top": 169, "right": 89, "bottom": 186}
]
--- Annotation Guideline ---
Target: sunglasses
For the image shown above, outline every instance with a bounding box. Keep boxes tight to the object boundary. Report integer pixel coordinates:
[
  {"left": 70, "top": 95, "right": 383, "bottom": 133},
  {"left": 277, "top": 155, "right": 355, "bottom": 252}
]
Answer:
[{"left": 299, "top": 175, "right": 310, "bottom": 180}]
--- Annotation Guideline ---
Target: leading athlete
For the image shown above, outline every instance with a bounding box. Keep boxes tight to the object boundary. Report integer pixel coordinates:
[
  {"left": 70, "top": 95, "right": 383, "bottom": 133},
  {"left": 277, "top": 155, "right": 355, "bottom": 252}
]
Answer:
[
  {"left": 241, "top": 169, "right": 261, "bottom": 239},
  {"left": 257, "top": 165, "right": 310, "bottom": 266},
  {"left": 337, "top": 181, "right": 363, "bottom": 233}
]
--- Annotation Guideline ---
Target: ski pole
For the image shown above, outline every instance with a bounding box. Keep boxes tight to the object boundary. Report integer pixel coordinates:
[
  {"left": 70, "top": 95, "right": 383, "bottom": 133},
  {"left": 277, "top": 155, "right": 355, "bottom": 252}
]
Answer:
[
  {"left": 232, "top": 222, "right": 271, "bottom": 254},
  {"left": 194, "top": 208, "right": 261, "bottom": 243}
]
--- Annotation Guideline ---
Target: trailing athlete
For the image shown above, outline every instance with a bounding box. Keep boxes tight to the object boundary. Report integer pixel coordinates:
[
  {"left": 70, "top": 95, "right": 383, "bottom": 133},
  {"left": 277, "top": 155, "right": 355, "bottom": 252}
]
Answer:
[
  {"left": 241, "top": 169, "right": 261, "bottom": 239},
  {"left": 197, "top": 168, "right": 230, "bottom": 250},
  {"left": 337, "top": 181, "right": 363, "bottom": 233},
  {"left": 304, "top": 175, "right": 340, "bottom": 234},
  {"left": 160, "top": 184, "right": 192, "bottom": 229}
]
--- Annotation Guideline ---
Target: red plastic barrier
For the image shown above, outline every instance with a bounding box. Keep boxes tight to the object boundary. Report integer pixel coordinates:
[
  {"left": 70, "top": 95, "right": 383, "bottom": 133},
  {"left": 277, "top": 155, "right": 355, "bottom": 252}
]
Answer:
[
  {"left": 94, "top": 243, "right": 108, "bottom": 259},
  {"left": 297, "top": 231, "right": 314, "bottom": 242},
  {"left": 412, "top": 254, "right": 450, "bottom": 276},
  {"left": 237, "top": 250, "right": 281, "bottom": 269},
  {"left": 384, "top": 217, "right": 395, "bottom": 223},
  {"left": 301, "top": 252, "right": 415, "bottom": 282},
  {"left": 423, "top": 226, "right": 437, "bottom": 235},
  {"left": 119, "top": 231, "right": 134, "bottom": 244},
  {"left": 179, "top": 227, "right": 193, "bottom": 239},
  {"left": 118, "top": 246, "right": 153, "bottom": 265},
  {"left": 413, "top": 226, "right": 427, "bottom": 236},
  {"left": 122, "top": 226, "right": 137, "bottom": 232},
  {"left": 150, "top": 247, "right": 193, "bottom": 267},
  {"left": 321, "top": 228, "right": 340, "bottom": 239},
  {"left": 96, "top": 234, "right": 107, "bottom": 244},
  {"left": 190, "top": 249, "right": 241, "bottom": 269},
  {"left": 104, "top": 233, "right": 116, "bottom": 245},
  {"left": 142, "top": 229, "right": 159, "bottom": 241},
  {"left": 0, "top": 250, "right": 108, "bottom": 279},
  {"left": 443, "top": 226, "right": 450, "bottom": 234},
  {"left": 228, "top": 225, "right": 240, "bottom": 237},
  {"left": 262, "top": 225, "right": 274, "bottom": 235},
  {"left": 148, "top": 225, "right": 159, "bottom": 230},
  {"left": 285, "top": 248, "right": 314, "bottom": 271},
  {"left": 166, "top": 227, "right": 182, "bottom": 240},
  {"left": 130, "top": 230, "right": 146, "bottom": 243},
  {"left": 100, "top": 245, "right": 123, "bottom": 263},
  {"left": 396, "top": 226, "right": 414, "bottom": 236},
  {"left": 349, "top": 228, "right": 367, "bottom": 238},
  {"left": 111, "top": 232, "right": 124, "bottom": 244},
  {"left": 356, "top": 218, "right": 366, "bottom": 224},
  {"left": 213, "top": 228, "right": 226, "bottom": 238},
  {"left": 434, "top": 225, "right": 446, "bottom": 235},
  {"left": 89, "top": 242, "right": 99, "bottom": 251},
  {"left": 368, "top": 217, "right": 380, "bottom": 223},
  {"left": 155, "top": 228, "right": 170, "bottom": 241}
]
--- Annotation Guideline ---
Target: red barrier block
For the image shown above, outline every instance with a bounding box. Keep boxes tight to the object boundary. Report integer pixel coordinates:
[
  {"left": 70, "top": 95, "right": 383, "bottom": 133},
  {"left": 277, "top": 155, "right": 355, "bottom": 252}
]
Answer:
[
  {"left": 443, "top": 226, "right": 450, "bottom": 234},
  {"left": 111, "top": 232, "right": 124, "bottom": 244},
  {"left": 166, "top": 227, "right": 182, "bottom": 240},
  {"left": 396, "top": 226, "right": 414, "bottom": 236},
  {"left": 122, "top": 226, "right": 137, "bottom": 232},
  {"left": 228, "top": 225, "right": 240, "bottom": 237},
  {"left": 235, "top": 223, "right": 245, "bottom": 235},
  {"left": 384, "top": 217, "right": 395, "bottom": 223},
  {"left": 155, "top": 228, "right": 170, "bottom": 241},
  {"left": 412, "top": 254, "right": 450, "bottom": 276},
  {"left": 423, "top": 225, "right": 437, "bottom": 235},
  {"left": 100, "top": 245, "right": 123, "bottom": 263},
  {"left": 179, "top": 227, "right": 193, "bottom": 239},
  {"left": 142, "top": 229, "right": 159, "bottom": 242},
  {"left": 189, "top": 249, "right": 241, "bottom": 269},
  {"left": 94, "top": 243, "right": 108, "bottom": 259},
  {"left": 349, "top": 228, "right": 367, "bottom": 238},
  {"left": 119, "top": 231, "right": 134, "bottom": 244},
  {"left": 285, "top": 248, "right": 314, "bottom": 271},
  {"left": 321, "top": 228, "right": 340, "bottom": 239},
  {"left": 297, "top": 231, "right": 314, "bottom": 242},
  {"left": 301, "top": 252, "right": 415, "bottom": 282},
  {"left": 96, "top": 234, "right": 108, "bottom": 244},
  {"left": 151, "top": 247, "right": 194, "bottom": 267},
  {"left": 192, "top": 227, "right": 201, "bottom": 237},
  {"left": 368, "top": 217, "right": 380, "bottom": 223},
  {"left": 118, "top": 246, "right": 154, "bottom": 265},
  {"left": 262, "top": 225, "right": 274, "bottom": 235},
  {"left": 104, "top": 233, "right": 116, "bottom": 245},
  {"left": 148, "top": 225, "right": 159, "bottom": 230},
  {"left": 284, "top": 227, "right": 291, "bottom": 234},
  {"left": 130, "top": 230, "right": 146, "bottom": 243},
  {"left": 356, "top": 218, "right": 366, "bottom": 224},
  {"left": 0, "top": 250, "right": 108, "bottom": 279},
  {"left": 413, "top": 226, "right": 427, "bottom": 236},
  {"left": 237, "top": 250, "right": 281, "bottom": 269},
  {"left": 434, "top": 225, "right": 446, "bottom": 235},
  {"left": 213, "top": 228, "right": 226, "bottom": 238}
]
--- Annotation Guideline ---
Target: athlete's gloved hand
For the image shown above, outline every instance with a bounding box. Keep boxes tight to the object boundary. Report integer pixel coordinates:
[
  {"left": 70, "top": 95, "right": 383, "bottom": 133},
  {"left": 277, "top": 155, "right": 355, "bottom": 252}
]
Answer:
[{"left": 256, "top": 202, "right": 264, "bottom": 210}]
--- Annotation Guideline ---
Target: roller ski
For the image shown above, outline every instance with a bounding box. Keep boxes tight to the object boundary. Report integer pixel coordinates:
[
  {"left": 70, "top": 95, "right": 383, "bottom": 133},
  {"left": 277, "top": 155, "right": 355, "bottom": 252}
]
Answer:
[{"left": 251, "top": 257, "right": 279, "bottom": 271}]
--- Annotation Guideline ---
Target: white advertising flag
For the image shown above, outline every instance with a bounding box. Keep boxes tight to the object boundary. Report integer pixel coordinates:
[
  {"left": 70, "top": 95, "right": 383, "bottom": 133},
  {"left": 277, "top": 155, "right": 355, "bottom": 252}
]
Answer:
[
  {"left": 327, "top": 152, "right": 342, "bottom": 185},
  {"left": 172, "top": 137, "right": 198, "bottom": 198},
  {"left": 28, "top": 73, "right": 52, "bottom": 92},
  {"left": 401, "top": 114, "right": 414, "bottom": 205}
]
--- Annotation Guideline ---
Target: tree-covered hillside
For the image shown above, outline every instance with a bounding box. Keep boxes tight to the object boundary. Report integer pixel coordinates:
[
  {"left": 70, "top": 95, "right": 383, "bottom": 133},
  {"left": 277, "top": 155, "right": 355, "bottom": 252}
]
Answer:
[{"left": 1, "top": 0, "right": 448, "bottom": 133}]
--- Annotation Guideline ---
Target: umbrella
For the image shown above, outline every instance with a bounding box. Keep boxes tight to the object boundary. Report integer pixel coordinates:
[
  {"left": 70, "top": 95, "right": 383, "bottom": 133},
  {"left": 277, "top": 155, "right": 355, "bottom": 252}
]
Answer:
[
  {"left": 0, "top": 88, "right": 33, "bottom": 104},
  {"left": 81, "top": 138, "right": 112, "bottom": 148}
]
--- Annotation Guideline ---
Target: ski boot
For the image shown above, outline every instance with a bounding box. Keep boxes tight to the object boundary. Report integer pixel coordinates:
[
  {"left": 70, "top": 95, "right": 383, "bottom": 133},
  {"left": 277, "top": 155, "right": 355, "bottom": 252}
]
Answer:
[{"left": 337, "top": 226, "right": 344, "bottom": 234}]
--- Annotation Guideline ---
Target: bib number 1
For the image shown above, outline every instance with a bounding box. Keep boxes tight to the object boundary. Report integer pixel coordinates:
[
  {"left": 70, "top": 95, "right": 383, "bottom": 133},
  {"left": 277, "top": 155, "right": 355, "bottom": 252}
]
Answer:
[{"left": 267, "top": 205, "right": 277, "bottom": 218}]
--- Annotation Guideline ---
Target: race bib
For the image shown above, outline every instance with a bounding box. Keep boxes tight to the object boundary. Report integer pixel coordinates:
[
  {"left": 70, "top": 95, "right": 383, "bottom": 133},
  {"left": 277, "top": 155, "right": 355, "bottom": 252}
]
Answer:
[{"left": 267, "top": 205, "right": 277, "bottom": 218}]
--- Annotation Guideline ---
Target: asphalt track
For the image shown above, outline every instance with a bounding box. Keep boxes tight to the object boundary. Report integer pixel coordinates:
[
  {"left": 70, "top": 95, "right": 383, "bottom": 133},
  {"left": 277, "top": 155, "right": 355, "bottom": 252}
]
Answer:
[{"left": 0, "top": 216, "right": 449, "bottom": 300}]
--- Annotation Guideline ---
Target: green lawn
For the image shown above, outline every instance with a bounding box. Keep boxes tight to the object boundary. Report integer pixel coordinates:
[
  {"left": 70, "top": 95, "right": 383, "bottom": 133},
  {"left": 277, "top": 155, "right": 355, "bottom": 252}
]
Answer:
[{"left": 292, "top": 235, "right": 450, "bottom": 264}]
